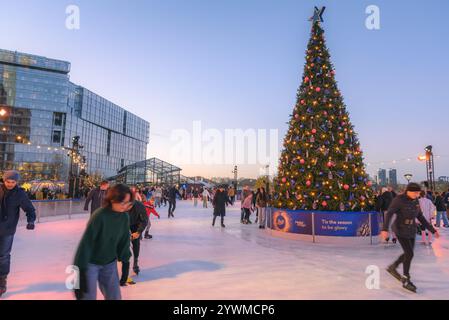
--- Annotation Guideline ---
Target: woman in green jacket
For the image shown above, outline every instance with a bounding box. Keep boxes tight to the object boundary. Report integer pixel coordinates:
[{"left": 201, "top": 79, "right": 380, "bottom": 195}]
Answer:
[{"left": 74, "top": 184, "right": 133, "bottom": 300}]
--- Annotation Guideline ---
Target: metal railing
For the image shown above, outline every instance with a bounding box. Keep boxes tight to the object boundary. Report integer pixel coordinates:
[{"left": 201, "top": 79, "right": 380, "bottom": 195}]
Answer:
[{"left": 19, "top": 199, "right": 87, "bottom": 223}]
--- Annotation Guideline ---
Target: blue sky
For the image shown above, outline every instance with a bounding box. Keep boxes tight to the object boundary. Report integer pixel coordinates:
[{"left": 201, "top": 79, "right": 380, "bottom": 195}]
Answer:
[{"left": 1, "top": 0, "right": 448, "bottom": 181}]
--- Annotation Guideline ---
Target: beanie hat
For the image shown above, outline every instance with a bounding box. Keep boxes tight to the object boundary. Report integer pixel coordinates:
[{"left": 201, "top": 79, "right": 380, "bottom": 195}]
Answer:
[
  {"left": 405, "top": 182, "right": 421, "bottom": 192},
  {"left": 3, "top": 170, "right": 20, "bottom": 182}
]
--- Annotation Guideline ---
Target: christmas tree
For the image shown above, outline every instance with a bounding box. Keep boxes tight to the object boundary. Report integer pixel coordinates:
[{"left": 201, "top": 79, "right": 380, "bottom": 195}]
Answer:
[{"left": 273, "top": 7, "right": 374, "bottom": 212}]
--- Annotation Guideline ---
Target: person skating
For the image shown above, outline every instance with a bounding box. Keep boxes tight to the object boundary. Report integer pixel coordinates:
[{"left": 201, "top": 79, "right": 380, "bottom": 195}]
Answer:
[
  {"left": 143, "top": 198, "right": 160, "bottom": 239},
  {"left": 418, "top": 191, "right": 436, "bottom": 246},
  {"left": 84, "top": 180, "right": 109, "bottom": 215},
  {"left": 242, "top": 192, "right": 253, "bottom": 224},
  {"left": 153, "top": 186, "right": 162, "bottom": 208},
  {"left": 228, "top": 186, "right": 236, "bottom": 205},
  {"left": 212, "top": 186, "right": 231, "bottom": 228},
  {"left": 240, "top": 186, "right": 251, "bottom": 223},
  {"left": 0, "top": 170, "right": 36, "bottom": 298},
  {"left": 375, "top": 187, "right": 397, "bottom": 244},
  {"left": 256, "top": 187, "right": 268, "bottom": 229},
  {"left": 193, "top": 188, "right": 199, "bottom": 207},
  {"left": 73, "top": 184, "right": 133, "bottom": 300},
  {"left": 120, "top": 193, "right": 148, "bottom": 286},
  {"left": 202, "top": 188, "right": 211, "bottom": 208},
  {"left": 167, "top": 185, "right": 181, "bottom": 218},
  {"left": 381, "top": 183, "right": 440, "bottom": 293},
  {"left": 434, "top": 192, "right": 449, "bottom": 228}
]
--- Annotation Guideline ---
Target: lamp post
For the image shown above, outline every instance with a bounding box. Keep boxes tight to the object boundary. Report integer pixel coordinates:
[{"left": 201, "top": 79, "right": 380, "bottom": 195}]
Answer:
[
  {"left": 264, "top": 164, "right": 270, "bottom": 192},
  {"left": 65, "top": 136, "right": 84, "bottom": 199},
  {"left": 232, "top": 165, "right": 238, "bottom": 191},
  {"left": 404, "top": 173, "right": 413, "bottom": 184}
]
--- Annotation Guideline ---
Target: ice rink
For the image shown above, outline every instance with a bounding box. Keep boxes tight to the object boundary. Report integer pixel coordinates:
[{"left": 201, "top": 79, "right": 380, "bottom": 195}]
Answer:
[{"left": 4, "top": 200, "right": 449, "bottom": 300}]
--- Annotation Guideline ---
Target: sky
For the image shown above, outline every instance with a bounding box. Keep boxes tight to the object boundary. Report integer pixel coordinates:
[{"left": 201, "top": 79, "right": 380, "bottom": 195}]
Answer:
[{"left": 1, "top": 0, "right": 448, "bottom": 181}]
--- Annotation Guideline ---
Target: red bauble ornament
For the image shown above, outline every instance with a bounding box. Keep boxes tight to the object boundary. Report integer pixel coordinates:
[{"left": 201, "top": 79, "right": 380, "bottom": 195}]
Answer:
[
  {"left": 327, "top": 161, "right": 333, "bottom": 168},
  {"left": 339, "top": 139, "right": 345, "bottom": 145},
  {"left": 322, "top": 201, "right": 327, "bottom": 207},
  {"left": 294, "top": 114, "right": 299, "bottom": 119},
  {"left": 300, "top": 100, "right": 306, "bottom": 105},
  {"left": 311, "top": 129, "right": 317, "bottom": 134},
  {"left": 300, "top": 159, "right": 305, "bottom": 165},
  {"left": 304, "top": 76, "right": 310, "bottom": 82},
  {"left": 367, "top": 181, "right": 373, "bottom": 187},
  {"left": 343, "top": 184, "right": 349, "bottom": 190},
  {"left": 281, "top": 177, "right": 287, "bottom": 183},
  {"left": 315, "top": 87, "right": 321, "bottom": 92},
  {"left": 306, "top": 180, "right": 311, "bottom": 186},
  {"left": 331, "top": 70, "right": 336, "bottom": 75}
]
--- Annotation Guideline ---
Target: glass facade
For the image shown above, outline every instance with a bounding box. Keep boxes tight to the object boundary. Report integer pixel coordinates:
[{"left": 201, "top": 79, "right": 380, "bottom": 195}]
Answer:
[
  {"left": 114, "top": 158, "right": 181, "bottom": 186},
  {"left": 0, "top": 48, "right": 149, "bottom": 181}
]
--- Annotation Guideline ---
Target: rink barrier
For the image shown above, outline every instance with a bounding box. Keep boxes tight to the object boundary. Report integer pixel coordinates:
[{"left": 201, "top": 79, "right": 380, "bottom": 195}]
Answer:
[
  {"left": 266, "top": 207, "right": 383, "bottom": 245},
  {"left": 20, "top": 199, "right": 86, "bottom": 223}
]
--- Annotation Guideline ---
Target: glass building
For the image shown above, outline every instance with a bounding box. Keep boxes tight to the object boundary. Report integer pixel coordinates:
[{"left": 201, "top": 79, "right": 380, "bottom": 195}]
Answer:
[
  {"left": 0, "top": 48, "right": 149, "bottom": 181},
  {"left": 113, "top": 158, "right": 181, "bottom": 186}
]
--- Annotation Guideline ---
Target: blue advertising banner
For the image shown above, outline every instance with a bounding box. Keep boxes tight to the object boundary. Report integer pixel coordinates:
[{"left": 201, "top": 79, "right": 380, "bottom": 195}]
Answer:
[
  {"left": 269, "top": 209, "right": 381, "bottom": 237},
  {"left": 270, "top": 209, "right": 313, "bottom": 235}
]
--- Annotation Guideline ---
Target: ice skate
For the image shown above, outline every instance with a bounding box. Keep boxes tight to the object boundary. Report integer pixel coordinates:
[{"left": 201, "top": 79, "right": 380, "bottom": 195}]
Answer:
[
  {"left": 386, "top": 265, "right": 402, "bottom": 282},
  {"left": 401, "top": 277, "right": 417, "bottom": 293}
]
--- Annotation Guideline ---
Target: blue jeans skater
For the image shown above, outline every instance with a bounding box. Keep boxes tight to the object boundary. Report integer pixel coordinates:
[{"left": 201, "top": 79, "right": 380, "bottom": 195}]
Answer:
[
  {"left": 82, "top": 260, "right": 121, "bottom": 300},
  {"left": 436, "top": 211, "right": 449, "bottom": 227}
]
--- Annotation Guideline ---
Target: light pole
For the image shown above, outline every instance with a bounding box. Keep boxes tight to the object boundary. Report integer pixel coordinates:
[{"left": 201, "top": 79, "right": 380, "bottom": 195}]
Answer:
[
  {"left": 232, "top": 166, "right": 238, "bottom": 190},
  {"left": 265, "top": 164, "right": 270, "bottom": 192},
  {"left": 404, "top": 173, "right": 413, "bottom": 184},
  {"left": 65, "top": 136, "right": 84, "bottom": 199},
  {"left": 425, "top": 145, "right": 435, "bottom": 192}
]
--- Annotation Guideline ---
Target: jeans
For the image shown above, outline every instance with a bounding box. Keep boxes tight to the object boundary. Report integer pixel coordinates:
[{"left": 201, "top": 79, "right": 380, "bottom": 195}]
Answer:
[
  {"left": 0, "top": 235, "right": 14, "bottom": 277},
  {"left": 243, "top": 208, "right": 251, "bottom": 221},
  {"left": 194, "top": 198, "right": 198, "bottom": 207},
  {"left": 436, "top": 211, "right": 449, "bottom": 227},
  {"left": 83, "top": 260, "right": 121, "bottom": 300},
  {"left": 154, "top": 197, "right": 161, "bottom": 208},
  {"left": 258, "top": 207, "right": 266, "bottom": 227},
  {"left": 393, "top": 237, "right": 415, "bottom": 278}
]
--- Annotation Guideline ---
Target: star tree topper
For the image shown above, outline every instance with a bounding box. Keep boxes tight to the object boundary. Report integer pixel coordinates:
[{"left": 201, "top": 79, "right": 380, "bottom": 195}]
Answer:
[{"left": 309, "top": 6, "right": 326, "bottom": 24}]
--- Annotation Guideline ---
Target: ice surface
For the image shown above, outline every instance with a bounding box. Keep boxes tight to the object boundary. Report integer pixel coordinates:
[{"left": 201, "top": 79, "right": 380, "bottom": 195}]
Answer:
[{"left": 4, "top": 201, "right": 449, "bottom": 300}]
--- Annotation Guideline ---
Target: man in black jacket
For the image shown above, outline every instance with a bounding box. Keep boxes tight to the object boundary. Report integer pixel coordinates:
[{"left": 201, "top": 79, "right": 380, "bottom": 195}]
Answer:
[
  {"left": 212, "top": 186, "right": 231, "bottom": 228},
  {"left": 84, "top": 181, "right": 109, "bottom": 215},
  {"left": 120, "top": 199, "right": 148, "bottom": 286},
  {"left": 382, "top": 183, "right": 439, "bottom": 292},
  {"left": 375, "top": 188, "right": 396, "bottom": 243},
  {"left": 167, "top": 185, "right": 181, "bottom": 218},
  {"left": 0, "top": 170, "right": 36, "bottom": 298}
]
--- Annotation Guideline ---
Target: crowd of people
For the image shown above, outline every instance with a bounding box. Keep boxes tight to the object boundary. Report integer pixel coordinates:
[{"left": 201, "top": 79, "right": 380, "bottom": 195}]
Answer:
[{"left": 1, "top": 168, "right": 448, "bottom": 299}]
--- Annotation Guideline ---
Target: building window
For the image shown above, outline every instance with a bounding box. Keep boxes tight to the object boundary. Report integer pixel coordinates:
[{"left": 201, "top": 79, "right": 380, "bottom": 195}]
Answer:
[
  {"left": 107, "top": 130, "right": 111, "bottom": 156},
  {"left": 52, "top": 130, "right": 62, "bottom": 144},
  {"left": 53, "top": 112, "right": 65, "bottom": 126}
]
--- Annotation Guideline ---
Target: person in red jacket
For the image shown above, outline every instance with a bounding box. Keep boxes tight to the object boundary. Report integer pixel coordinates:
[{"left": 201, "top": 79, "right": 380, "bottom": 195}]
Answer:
[{"left": 143, "top": 198, "right": 160, "bottom": 239}]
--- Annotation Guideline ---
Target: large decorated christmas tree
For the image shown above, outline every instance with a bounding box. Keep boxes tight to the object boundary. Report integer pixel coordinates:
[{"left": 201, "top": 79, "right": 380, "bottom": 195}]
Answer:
[{"left": 273, "top": 7, "right": 374, "bottom": 212}]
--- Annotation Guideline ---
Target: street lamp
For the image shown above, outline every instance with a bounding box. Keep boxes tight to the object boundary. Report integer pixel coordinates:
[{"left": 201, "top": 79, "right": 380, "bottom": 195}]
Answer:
[
  {"left": 404, "top": 173, "right": 413, "bottom": 184},
  {"left": 424, "top": 145, "right": 435, "bottom": 192},
  {"left": 0, "top": 108, "right": 7, "bottom": 117},
  {"left": 64, "top": 136, "right": 84, "bottom": 198}
]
